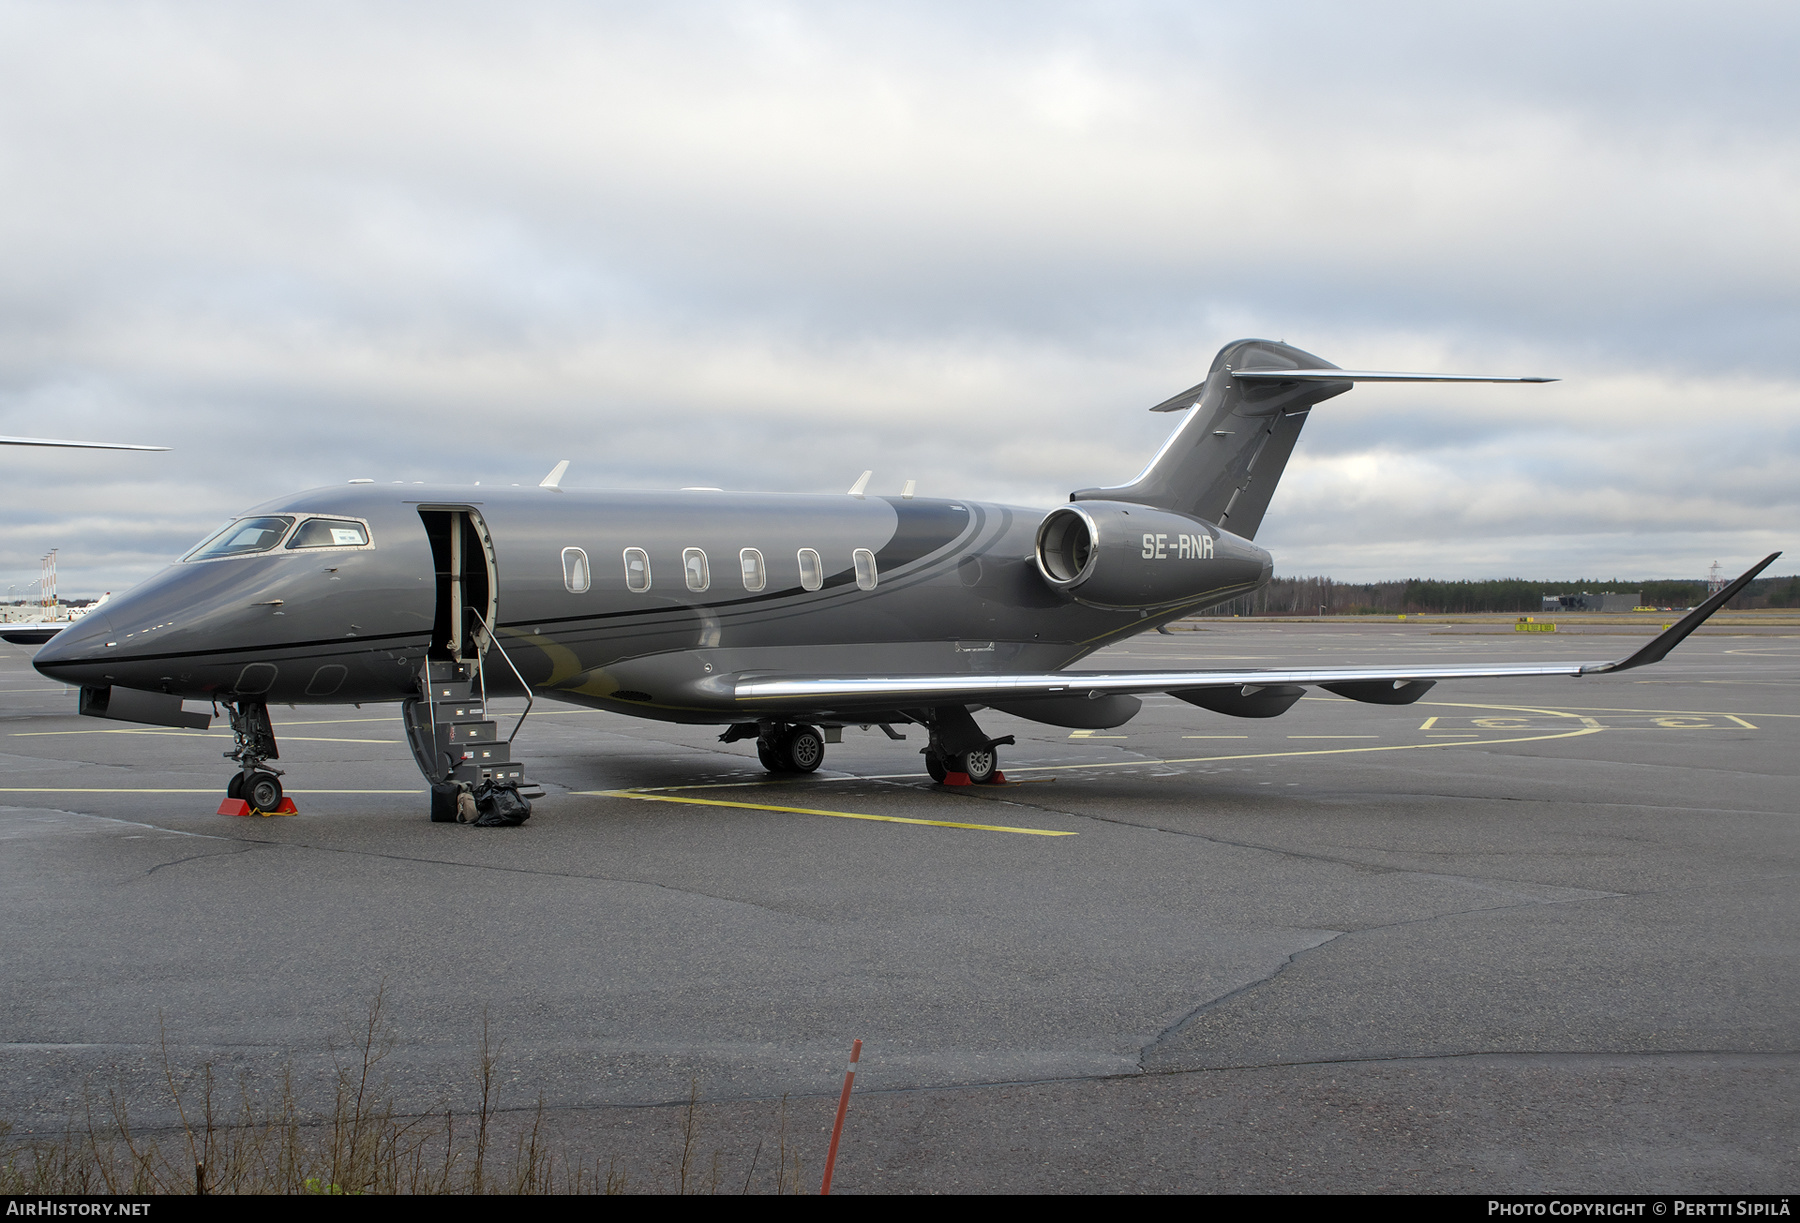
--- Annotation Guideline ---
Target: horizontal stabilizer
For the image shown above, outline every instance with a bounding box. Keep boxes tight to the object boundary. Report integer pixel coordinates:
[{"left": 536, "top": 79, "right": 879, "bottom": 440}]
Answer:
[{"left": 1229, "top": 369, "right": 1557, "bottom": 384}]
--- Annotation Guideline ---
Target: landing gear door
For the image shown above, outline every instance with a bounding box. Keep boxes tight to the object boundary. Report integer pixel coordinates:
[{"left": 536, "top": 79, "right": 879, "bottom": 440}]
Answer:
[{"left": 420, "top": 507, "right": 498, "bottom": 661}]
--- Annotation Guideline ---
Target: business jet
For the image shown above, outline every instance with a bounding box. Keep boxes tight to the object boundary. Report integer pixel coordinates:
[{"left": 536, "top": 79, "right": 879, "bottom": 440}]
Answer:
[{"left": 28, "top": 339, "right": 1777, "bottom": 819}]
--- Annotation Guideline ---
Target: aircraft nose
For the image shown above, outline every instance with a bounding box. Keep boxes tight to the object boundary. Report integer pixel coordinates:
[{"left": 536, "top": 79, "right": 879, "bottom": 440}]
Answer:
[{"left": 31, "top": 608, "right": 118, "bottom": 681}]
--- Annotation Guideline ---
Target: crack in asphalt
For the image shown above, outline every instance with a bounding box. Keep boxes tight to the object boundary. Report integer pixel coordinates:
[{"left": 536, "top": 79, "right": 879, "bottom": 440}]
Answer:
[{"left": 1131, "top": 880, "right": 1635, "bottom": 1072}]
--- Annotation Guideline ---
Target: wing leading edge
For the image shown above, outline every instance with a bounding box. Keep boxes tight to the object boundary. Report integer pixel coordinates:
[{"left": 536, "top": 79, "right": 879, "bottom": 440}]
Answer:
[{"left": 731, "top": 554, "right": 1780, "bottom": 709}]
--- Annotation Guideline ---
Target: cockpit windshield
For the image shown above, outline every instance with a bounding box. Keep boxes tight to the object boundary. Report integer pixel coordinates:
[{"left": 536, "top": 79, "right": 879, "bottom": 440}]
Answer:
[{"left": 183, "top": 516, "right": 295, "bottom": 561}]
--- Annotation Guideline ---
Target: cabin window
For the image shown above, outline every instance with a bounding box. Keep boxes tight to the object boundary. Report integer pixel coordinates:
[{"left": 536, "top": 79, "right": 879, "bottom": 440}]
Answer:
[
  {"left": 286, "top": 518, "right": 371, "bottom": 549},
  {"left": 683, "top": 547, "right": 710, "bottom": 592},
  {"left": 797, "top": 548, "right": 823, "bottom": 592},
  {"left": 561, "top": 547, "right": 590, "bottom": 593},
  {"left": 854, "top": 549, "right": 878, "bottom": 590},
  {"left": 184, "top": 516, "right": 295, "bottom": 561},
  {"left": 623, "top": 548, "right": 651, "bottom": 592},
  {"left": 739, "top": 548, "right": 765, "bottom": 592}
]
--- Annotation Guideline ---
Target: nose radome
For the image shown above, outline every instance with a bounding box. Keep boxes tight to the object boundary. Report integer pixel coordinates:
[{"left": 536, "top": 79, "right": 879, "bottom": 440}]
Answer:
[{"left": 31, "top": 608, "right": 116, "bottom": 674}]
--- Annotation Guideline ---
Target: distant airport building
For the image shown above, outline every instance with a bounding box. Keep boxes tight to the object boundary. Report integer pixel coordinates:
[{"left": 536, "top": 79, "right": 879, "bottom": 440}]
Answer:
[{"left": 1541, "top": 592, "right": 1641, "bottom": 613}]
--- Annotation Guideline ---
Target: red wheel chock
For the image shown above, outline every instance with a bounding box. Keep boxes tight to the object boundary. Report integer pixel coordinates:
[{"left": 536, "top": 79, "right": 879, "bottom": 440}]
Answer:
[
  {"left": 218, "top": 798, "right": 298, "bottom": 817},
  {"left": 941, "top": 771, "right": 1009, "bottom": 787}
]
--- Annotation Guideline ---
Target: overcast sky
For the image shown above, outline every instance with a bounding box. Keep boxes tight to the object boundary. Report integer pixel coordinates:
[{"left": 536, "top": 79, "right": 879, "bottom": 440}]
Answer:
[{"left": 2, "top": 0, "right": 1795, "bottom": 595}]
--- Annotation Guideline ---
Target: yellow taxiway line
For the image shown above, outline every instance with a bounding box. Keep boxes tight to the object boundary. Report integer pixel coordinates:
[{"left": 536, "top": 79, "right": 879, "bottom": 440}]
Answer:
[
  {"left": 998, "top": 725, "right": 1607, "bottom": 775},
  {"left": 0, "top": 788, "right": 421, "bottom": 795},
  {"left": 581, "top": 789, "right": 1075, "bottom": 837},
  {"left": 11, "top": 729, "right": 398, "bottom": 744}
]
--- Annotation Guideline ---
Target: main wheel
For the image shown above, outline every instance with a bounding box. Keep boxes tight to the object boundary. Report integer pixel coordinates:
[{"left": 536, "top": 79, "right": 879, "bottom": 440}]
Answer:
[
  {"left": 226, "top": 771, "right": 245, "bottom": 800},
  {"left": 243, "top": 771, "right": 283, "bottom": 812},
  {"left": 757, "top": 740, "right": 783, "bottom": 773},
  {"left": 957, "top": 747, "right": 997, "bottom": 785},
  {"left": 780, "top": 725, "right": 825, "bottom": 773},
  {"left": 923, "top": 750, "right": 948, "bottom": 783}
]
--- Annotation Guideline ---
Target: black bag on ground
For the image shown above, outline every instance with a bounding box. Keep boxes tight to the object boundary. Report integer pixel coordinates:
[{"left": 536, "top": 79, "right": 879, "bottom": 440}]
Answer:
[
  {"left": 429, "top": 782, "right": 462, "bottom": 823},
  {"left": 472, "top": 780, "right": 531, "bottom": 827}
]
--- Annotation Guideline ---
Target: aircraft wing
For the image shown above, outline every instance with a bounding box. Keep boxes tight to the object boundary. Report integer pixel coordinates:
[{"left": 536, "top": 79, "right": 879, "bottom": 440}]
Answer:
[
  {"left": 0, "top": 435, "right": 169, "bottom": 450},
  {"left": 732, "top": 553, "right": 1779, "bottom": 709},
  {"left": 0, "top": 625, "right": 65, "bottom": 645}
]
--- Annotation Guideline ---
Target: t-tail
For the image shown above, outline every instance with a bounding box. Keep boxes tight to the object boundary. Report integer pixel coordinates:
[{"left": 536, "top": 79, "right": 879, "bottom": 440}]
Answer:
[{"left": 1072, "top": 338, "right": 1555, "bottom": 539}]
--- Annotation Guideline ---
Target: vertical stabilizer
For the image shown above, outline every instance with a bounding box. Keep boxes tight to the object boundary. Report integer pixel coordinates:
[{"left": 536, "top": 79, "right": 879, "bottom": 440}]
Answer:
[{"left": 1072, "top": 339, "right": 1350, "bottom": 539}]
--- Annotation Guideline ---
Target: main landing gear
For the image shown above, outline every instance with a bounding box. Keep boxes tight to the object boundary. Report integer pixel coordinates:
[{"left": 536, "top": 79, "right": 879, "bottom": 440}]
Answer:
[
  {"left": 922, "top": 743, "right": 1003, "bottom": 785},
  {"left": 756, "top": 723, "right": 827, "bottom": 774},
  {"left": 725, "top": 709, "right": 1013, "bottom": 785},
  {"left": 221, "top": 699, "right": 291, "bottom": 815},
  {"left": 921, "top": 705, "right": 1013, "bottom": 786}
]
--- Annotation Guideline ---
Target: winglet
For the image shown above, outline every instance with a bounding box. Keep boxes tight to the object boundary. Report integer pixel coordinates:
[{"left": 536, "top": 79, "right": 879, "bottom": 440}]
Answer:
[
  {"left": 848, "top": 470, "right": 872, "bottom": 498},
  {"left": 539, "top": 460, "right": 570, "bottom": 491},
  {"left": 1584, "top": 553, "right": 1782, "bottom": 675}
]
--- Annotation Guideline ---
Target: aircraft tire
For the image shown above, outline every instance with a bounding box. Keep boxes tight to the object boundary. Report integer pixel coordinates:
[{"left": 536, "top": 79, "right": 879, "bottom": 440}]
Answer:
[
  {"left": 226, "top": 771, "right": 245, "bottom": 800},
  {"left": 924, "top": 750, "right": 948, "bottom": 783},
  {"left": 958, "top": 747, "right": 997, "bottom": 785},
  {"left": 757, "top": 740, "right": 783, "bottom": 772},
  {"left": 243, "top": 771, "right": 283, "bottom": 813},
  {"left": 781, "top": 725, "right": 825, "bottom": 773}
]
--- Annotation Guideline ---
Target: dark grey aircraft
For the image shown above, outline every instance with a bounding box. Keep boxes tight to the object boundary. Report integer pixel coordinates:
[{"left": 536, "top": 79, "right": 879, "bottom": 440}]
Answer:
[{"left": 29, "top": 339, "right": 1779, "bottom": 818}]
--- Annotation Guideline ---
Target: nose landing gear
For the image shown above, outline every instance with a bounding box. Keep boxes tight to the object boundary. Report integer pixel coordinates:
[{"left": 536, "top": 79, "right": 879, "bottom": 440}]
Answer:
[{"left": 219, "top": 700, "right": 294, "bottom": 816}]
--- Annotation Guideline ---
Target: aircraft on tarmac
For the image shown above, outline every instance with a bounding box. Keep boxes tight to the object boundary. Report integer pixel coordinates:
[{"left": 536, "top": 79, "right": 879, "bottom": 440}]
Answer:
[{"left": 28, "top": 339, "right": 1779, "bottom": 819}]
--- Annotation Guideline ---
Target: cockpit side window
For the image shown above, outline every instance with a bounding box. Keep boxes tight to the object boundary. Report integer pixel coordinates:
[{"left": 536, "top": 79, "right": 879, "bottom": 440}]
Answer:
[
  {"left": 286, "top": 518, "right": 372, "bottom": 549},
  {"left": 184, "top": 516, "right": 296, "bottom": 561}
]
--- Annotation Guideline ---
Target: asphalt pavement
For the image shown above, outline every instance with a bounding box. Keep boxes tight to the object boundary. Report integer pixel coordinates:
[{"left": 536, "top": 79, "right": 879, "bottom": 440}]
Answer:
[{"left": 1, "top": 622, "right": 1793, "bottom": 1193}]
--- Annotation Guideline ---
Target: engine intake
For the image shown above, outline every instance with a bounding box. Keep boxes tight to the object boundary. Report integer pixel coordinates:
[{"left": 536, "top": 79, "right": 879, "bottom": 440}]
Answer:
[{"left": 1034, "top": 501, "right": 1270, "bottom": 611}]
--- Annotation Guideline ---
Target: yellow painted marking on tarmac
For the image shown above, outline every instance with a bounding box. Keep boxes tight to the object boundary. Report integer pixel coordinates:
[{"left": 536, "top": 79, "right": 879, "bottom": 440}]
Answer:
[
  {"left": 1416, "top": 699, "right": 1795, "bottom": 720},
  {"left": 1725, "top": 714, "right": 1758, "bottom": 729},
  {"left": 1418, "top": 716, "right": 1439, "bottom": 730},
  {"left": 271, "top": 716, "right": 401, "bottom": 725},
  {"left": 1287, "top": 735, "right": 1377, "bottom": 739},
  {"left": 0, "top": 788, "right": 422, "bottom": 794},
  {"left": 1068, "top": 730, "right": 1127, "bottom": 739},
  {"left": 999, "top": 725, "right": 1606, "bottom": 775},
  {"left": 11, "top": 729, "right": 398, "bottom": 744},
  {"left": 582, "top": 790, "right": 1075, "bottom": 837},
  {"left": 1181, "top": 735, "right": 1248, "bottom": 739}
]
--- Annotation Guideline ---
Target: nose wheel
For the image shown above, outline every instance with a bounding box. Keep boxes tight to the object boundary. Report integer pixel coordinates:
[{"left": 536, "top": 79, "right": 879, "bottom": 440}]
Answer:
[{"left": 219, "top": 700, "right": 293, "bottom": 815}]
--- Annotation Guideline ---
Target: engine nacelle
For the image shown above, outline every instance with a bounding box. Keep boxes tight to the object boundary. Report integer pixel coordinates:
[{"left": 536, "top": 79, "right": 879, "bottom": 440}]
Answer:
[{"left": 1034, "top": 500, "right": 1271, "bottom": 611}]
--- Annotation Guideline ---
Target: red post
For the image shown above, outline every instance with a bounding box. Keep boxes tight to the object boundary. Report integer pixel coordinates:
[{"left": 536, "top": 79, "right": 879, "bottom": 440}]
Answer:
[{"left": 819, "top": 1038, "right": 861, "bottom": 1195}]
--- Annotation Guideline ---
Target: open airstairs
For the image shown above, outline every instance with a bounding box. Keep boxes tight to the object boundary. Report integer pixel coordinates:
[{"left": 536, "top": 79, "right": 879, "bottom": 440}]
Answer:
[{"left": 403, "top": 650, "right": 541, "bottom": 823}]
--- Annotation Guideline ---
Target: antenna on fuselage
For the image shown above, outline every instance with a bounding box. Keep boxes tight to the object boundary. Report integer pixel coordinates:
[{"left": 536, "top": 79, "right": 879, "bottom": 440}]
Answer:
[
  {"left": 847, "top": 470, "right": 872, "bottom": 498},
  {"left": 540, "top": 460, "right": 570, "bottom": 491}
]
